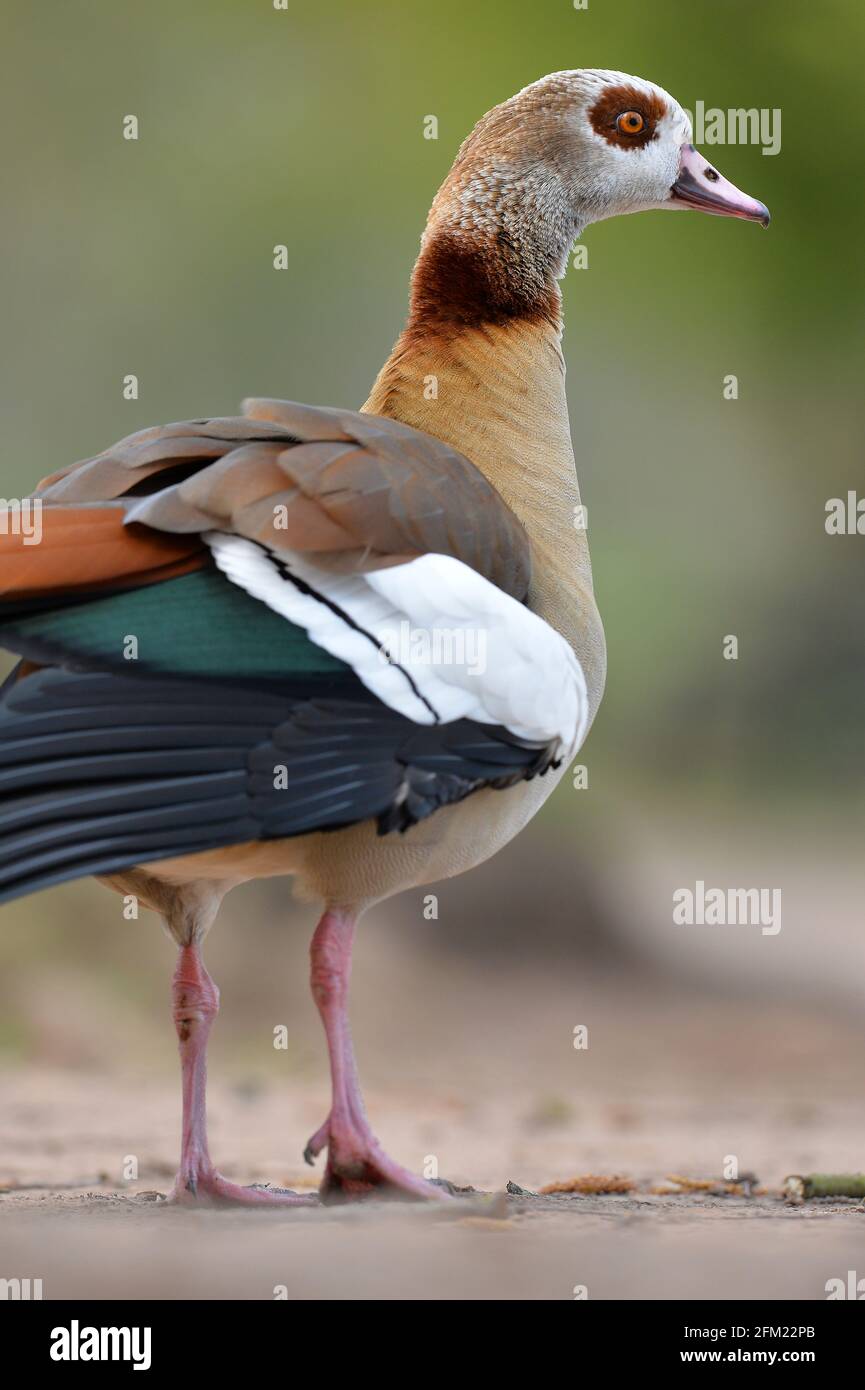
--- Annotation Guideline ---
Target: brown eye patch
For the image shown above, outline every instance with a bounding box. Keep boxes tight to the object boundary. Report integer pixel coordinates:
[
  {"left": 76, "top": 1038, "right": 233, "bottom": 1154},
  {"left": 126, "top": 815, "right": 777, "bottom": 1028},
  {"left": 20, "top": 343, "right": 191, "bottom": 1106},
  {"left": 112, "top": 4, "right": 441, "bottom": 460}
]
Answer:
[{"left": 589, "top": 83, "right": 668, "bottom": 150}]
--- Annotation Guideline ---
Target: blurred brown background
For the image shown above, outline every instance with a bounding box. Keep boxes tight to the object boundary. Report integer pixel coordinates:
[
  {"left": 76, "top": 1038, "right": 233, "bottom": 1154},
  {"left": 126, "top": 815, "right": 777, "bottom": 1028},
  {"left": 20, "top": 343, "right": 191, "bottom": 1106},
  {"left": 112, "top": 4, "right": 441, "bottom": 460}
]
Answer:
[{"left": 0, "top": 1, "right": 863, "bottom": 1288}]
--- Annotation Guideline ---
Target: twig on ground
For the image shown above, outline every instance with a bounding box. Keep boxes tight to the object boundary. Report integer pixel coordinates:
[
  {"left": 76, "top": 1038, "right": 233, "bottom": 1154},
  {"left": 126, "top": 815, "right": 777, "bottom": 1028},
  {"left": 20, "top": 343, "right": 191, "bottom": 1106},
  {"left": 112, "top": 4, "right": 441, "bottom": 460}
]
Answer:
[{"left": 784, "top": 1173, "right": 865, "bottom": 1204}]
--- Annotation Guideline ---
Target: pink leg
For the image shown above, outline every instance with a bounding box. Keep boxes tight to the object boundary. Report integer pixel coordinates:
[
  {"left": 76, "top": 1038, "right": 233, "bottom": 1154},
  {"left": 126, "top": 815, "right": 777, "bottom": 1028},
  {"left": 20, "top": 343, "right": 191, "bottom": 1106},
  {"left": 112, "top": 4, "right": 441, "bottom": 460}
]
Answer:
[
  {"left": 166, "top": 943, "right": 315, "bottom": 1208},
  {"left": 304, "top": 907, "right": 450, "bottom": 1202}
]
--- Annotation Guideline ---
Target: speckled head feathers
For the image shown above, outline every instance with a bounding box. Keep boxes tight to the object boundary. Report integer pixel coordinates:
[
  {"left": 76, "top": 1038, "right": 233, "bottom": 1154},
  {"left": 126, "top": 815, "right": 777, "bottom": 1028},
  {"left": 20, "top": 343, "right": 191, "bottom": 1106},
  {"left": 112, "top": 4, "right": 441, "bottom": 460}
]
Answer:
[{"left": 430, "top": 70, "right": 692, "bottom": 232}]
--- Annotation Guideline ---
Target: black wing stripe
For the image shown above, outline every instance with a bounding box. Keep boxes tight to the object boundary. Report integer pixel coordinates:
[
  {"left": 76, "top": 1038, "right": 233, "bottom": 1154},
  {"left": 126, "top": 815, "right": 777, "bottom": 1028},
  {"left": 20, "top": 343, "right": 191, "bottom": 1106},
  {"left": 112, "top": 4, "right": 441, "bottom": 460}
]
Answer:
[
  {"left": 0, "top": 666, "right": 555, "bottom": 906},
  {"left": 0, "top": 725, "right": 276, "bottom": 765},
  {"left": 0, "top": 748, "right": 252, "bottom": 792},
  {"left": 0, "top": 773, "right": 247, "bottom": 833},
  {"left": 0, "top": 793, "right": 254, "bottom": 865}
]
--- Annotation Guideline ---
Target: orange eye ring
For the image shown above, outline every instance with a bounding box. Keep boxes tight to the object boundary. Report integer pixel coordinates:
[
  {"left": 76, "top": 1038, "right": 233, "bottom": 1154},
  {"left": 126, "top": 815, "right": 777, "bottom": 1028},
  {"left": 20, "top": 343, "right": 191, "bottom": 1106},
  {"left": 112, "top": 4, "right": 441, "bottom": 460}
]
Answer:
[{"left": 616, "top": 111, "right": 645, "bottom": 135}]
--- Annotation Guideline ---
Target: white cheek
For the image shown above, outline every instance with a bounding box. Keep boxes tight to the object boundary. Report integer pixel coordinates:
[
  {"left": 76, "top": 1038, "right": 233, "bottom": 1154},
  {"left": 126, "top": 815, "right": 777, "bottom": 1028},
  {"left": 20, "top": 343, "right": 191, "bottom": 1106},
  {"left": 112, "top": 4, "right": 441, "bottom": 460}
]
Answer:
[
  {"left": 596, "top": 139, "right": 681, "bottom": 211},
  {"left": 639, "top": 140, "right": 682, "bottom": 200}
]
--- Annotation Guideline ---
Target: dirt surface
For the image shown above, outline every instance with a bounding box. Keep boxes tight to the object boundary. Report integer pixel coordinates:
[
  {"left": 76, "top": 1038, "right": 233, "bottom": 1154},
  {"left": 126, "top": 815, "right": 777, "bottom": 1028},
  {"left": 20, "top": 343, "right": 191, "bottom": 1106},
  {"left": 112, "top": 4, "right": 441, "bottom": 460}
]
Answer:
[
  {"left": 3, "top": 1186, "right": 864, "bottom": 1302},
  {"left": 3, "top": 878, "right": 865, "bottom": 1302},
  {"left": 2, "top": 1061, "right": 863, "bottom": 1301}
]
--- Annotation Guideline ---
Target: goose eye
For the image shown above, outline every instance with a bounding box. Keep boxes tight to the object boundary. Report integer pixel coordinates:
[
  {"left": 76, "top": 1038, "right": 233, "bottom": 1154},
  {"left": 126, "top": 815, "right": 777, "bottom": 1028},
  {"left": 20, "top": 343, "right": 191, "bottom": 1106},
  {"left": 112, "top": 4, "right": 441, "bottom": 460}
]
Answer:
[{"left": 616, "top": 111, "right": 645, "bottom": 135}]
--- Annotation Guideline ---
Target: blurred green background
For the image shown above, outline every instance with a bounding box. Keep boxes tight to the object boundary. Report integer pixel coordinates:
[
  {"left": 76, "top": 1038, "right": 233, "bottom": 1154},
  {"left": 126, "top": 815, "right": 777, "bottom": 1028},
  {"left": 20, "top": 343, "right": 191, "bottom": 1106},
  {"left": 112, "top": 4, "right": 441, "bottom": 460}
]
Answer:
[{"left": 0, "top": 1, "right": 862, "bottom": 1129}]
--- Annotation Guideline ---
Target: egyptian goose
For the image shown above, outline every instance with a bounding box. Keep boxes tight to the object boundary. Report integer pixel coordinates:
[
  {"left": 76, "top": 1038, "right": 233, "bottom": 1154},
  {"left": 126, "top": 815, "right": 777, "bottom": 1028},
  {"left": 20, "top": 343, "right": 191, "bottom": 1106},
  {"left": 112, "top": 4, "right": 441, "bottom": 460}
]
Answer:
[{"left": 0, "top": 70, "right": 768, "bottom": 1204}]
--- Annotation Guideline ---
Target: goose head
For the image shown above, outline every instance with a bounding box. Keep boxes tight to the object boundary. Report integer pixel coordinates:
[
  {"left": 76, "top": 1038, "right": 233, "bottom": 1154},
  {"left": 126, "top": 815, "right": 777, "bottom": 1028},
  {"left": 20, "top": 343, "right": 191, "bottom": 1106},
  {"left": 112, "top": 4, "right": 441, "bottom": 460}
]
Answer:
[{"left": 419, "top": 69, "right": 770, "bottom": 318}]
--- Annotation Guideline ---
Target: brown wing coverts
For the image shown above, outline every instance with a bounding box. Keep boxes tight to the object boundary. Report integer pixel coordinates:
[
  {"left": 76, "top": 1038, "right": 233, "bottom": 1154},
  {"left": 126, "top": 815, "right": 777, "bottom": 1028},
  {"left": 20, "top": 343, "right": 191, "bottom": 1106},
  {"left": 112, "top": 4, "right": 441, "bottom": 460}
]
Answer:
[{"left": 37, "top": 399, "right": 531, "bottom": 600}]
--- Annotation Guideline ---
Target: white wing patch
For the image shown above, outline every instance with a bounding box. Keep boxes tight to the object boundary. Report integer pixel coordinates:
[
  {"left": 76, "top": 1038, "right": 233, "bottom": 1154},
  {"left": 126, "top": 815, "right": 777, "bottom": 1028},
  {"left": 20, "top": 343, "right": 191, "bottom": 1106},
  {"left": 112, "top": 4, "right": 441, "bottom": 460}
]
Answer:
[{"left": 205, "top": 533, "right": 588, "bottom": 756}]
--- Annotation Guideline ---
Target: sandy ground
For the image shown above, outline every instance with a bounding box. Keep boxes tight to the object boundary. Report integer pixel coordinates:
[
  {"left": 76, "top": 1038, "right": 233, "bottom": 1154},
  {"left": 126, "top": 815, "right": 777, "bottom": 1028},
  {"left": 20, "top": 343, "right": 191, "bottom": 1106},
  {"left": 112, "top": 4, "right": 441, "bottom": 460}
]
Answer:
[
  {"left": 3, "top": 1182, "right": 864, "bottom": 1302},
  {"left": 2, "top": 954, "right": 864, "bottom": 1300}
]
